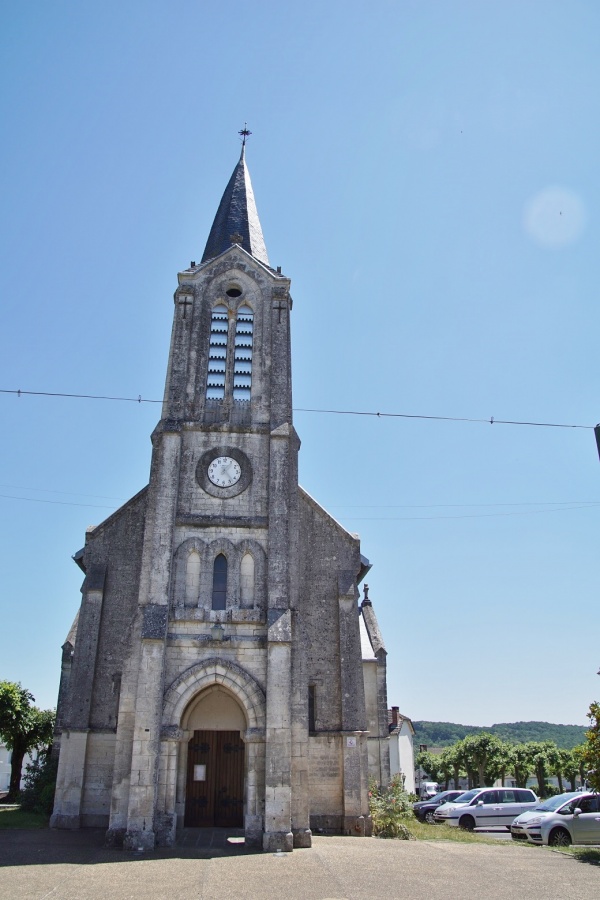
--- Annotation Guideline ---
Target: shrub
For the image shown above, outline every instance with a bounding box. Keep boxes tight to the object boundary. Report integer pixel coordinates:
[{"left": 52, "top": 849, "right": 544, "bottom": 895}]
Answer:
[
  {"left": 369, "top": 775, "right": 414, "bottom": 839},
  {"left": 539, "top": 782, "right": 561, "bottom": 799},
  {"left": 19, "top": 754, "right": 57, "bottom": 816}
]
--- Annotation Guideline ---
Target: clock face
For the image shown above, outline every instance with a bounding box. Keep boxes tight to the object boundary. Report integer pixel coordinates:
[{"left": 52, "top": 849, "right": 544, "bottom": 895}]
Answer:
[{"left": 207, "top": 456, "right": 242, "bottom": 487}]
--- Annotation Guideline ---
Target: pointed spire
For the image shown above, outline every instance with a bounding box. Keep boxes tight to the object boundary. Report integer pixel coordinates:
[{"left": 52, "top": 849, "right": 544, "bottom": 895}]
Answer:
[{"left": 201, "top": 130, "right": 269, "bottom": 266}]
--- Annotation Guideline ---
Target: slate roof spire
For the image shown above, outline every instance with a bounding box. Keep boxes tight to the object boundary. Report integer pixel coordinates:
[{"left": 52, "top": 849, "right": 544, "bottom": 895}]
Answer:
[{"left": 201, "top": 133, "right": 270, "bottom": 266}]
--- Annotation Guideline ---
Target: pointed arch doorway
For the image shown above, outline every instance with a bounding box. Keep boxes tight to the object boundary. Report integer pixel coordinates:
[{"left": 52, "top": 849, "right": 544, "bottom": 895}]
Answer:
[{"left": 182, "top": 687, "right": 246, "bottom": 828}]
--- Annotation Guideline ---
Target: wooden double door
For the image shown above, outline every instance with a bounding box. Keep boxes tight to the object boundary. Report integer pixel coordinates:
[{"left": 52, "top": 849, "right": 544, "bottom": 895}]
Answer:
[{"left": 184, "top": 730, "right": 245, "bottom": 828}]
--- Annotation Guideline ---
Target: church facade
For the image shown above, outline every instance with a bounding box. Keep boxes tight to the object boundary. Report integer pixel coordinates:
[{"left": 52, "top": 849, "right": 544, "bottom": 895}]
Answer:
[{"left": 51, "top": 144, "right": 390, "bottom": 851}]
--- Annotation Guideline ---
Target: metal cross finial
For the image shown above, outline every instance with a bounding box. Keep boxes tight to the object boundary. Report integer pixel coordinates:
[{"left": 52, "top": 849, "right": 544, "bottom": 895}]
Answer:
[{"left": 239, "top": 123, "right": 252, "bottom": 146}]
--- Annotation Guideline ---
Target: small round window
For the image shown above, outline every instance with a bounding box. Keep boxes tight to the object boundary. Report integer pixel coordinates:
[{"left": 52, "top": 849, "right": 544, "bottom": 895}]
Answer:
[{"left": 226, "top": 287, "right": 242, "bottom": 298}]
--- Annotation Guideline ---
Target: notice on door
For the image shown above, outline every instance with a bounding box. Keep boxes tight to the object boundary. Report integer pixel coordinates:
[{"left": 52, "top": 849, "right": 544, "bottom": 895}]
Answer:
[{"left": 193, "top": 764, "right": 207, "bottom": 781}]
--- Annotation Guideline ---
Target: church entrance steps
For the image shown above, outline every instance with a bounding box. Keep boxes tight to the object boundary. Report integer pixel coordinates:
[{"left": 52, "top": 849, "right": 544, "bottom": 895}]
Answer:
[{"left": 176, "top": 826, "right": 249, "bottom": 853}]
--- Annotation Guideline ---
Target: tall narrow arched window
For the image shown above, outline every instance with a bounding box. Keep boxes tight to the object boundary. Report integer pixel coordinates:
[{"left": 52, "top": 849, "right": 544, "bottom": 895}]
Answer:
[
  {"left": 206, "top": 304, "right": 229, "bottom": 399},
  {"left": 240, "top": 552, "right": 255, "bottom": 606},
  {"left": 233, "top": 305, "right": 253, "bottom": 401},
  {"left": 185, "top": 550, "right": 201, "bottom": 606},
  {"left": 212, "top": 554, "right": 227, "bottom": 610}
]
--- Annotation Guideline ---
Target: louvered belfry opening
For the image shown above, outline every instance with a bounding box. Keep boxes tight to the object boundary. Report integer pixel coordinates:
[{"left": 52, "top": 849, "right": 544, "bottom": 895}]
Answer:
[
  {"left": 206, "top": 305, "right": 228, "bottom": 399},
  {"left": 233, "top": 305, "right": 253, "bottom": 401}
]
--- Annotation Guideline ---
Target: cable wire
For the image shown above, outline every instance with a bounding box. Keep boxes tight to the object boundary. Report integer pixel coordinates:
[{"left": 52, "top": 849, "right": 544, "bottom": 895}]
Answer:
[{"left": 0, "top": 388, "right": 594, "bottom": 430}]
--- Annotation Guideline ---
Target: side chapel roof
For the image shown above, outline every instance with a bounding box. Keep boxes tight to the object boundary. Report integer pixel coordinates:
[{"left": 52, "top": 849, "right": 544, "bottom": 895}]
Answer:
[{"left": 201, "top": 144, "right": 270, "bottom": 267}]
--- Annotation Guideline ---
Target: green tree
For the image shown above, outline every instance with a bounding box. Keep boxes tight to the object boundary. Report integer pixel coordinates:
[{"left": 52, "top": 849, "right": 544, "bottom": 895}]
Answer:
[
  {"left": 549, "top": 747, "right": 574, "bottom": 793},
  {"left": 572, "top": 744, "right": 588, "bottom": 788},
  {"left": 460, "top": 733, "right": 506, "bottom": 787},
  {"left": 0, "top": 682, "right": 55, "bottom": 802},
  {"left": 415, "top": 750, "right": 443, "bottom": 783},
  {"left": 438, "top": 747, "right": 454, "bottom": 790},
  {"left": 512, "top": 743, "right": 533, "bottom": 788},
  {"left": 582, "top": 701, "right": 600, "bottom": 792},
  {"left": 527, "top": 741, "right": 560, "bottom": 797},
  {"left": 440, "top": 743, "right": 465, "bottom": 790},
  {"left": 560, "top": 749, "right": 579, "bottom": 791},
  {"left": 495, "top": 742, "right": 515, "bottom": 787}
]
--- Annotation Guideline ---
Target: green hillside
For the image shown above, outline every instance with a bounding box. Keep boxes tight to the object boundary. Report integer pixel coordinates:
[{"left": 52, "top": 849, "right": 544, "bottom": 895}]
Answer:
[{"left": 413, "top": 720, "right": 587, "bottom": 750}]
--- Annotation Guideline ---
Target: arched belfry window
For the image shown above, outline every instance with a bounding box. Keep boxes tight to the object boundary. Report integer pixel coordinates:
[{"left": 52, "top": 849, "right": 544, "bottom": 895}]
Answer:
[
  {"left": 206, "top": 304, "right": 229, "bottom": 399},
  {"left": 212, "top": 554, "right": 228, "bottom": 610},
  {"left": 233, "top": 305, "right": 253, "bottom": 402}
]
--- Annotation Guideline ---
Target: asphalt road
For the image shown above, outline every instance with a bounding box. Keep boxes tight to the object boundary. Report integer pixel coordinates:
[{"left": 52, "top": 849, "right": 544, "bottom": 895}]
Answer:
[{"left": 0, "top": 829, "right": 598, "bottom": 900}]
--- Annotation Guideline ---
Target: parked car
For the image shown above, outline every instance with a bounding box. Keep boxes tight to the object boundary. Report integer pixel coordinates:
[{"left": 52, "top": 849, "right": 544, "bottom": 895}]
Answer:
[
  {"left": 514, "top": 792, "right": 600, "bottom": 846},
  {"left": 433, "top": 787, "right": 538, "bottom": 830},
  {"left": 413, "top": 790, "right": 465, "bottom": 824},
  {"left": 510, "top": 792, "right": 583, "bottom": 842}
]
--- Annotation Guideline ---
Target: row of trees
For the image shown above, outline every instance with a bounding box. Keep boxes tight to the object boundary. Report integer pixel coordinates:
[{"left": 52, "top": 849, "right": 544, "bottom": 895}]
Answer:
[
  {"left": 416, "top": 729, "right": 594, "bottom": 798},
  {"left": 0, "top": 681, "right": 55, "bottom": 802}
]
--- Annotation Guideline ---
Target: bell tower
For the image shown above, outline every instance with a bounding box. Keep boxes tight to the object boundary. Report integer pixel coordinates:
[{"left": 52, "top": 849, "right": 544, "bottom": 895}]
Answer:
[{"left": 110, "top": 137, "right": 303, "bottom": 852}]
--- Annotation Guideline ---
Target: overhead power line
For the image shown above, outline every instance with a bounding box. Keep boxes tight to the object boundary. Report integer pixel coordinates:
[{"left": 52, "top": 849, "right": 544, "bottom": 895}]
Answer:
[
  {"left": 0, "top": 388, "right": 594, "bottom": 430},
  {"left": 1, "top": 492, "right": 598, "bottom": 520},
  {"left": 1, "top": 482, "right": 599, "bottom": 513}
]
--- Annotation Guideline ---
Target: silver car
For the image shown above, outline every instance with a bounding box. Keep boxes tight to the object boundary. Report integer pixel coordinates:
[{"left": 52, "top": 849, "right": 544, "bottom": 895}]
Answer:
[
  {"left": 511, "top": 792, "right": 583, "bottom": 842},
  {"left": 433, "top": 787, "right": 538, "bottom": 830},
  {"left": 519, "top": 792, "right": 600, "bottom": 846}
]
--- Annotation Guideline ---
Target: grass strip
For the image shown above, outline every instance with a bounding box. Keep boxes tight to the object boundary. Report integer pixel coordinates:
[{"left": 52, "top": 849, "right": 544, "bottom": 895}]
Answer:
[{"left": 0, "top": 807, "right": 48, "bottom": 829}]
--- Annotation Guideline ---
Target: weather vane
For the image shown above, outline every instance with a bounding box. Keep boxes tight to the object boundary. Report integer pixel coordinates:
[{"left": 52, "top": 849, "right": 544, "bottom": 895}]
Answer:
[{"left": 239, "top": 123, "right": 252, "bottom": 147}]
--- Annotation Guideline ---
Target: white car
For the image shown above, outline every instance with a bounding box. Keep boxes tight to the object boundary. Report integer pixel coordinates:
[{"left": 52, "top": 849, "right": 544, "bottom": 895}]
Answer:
[{"left": 433, "top": 787, "right": 538, "bottom": 830}]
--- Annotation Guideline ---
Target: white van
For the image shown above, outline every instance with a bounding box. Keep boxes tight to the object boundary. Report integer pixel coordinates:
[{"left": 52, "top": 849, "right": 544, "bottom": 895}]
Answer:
[{"left": 420, "top": 781, "right": 439, "bottom": 800}]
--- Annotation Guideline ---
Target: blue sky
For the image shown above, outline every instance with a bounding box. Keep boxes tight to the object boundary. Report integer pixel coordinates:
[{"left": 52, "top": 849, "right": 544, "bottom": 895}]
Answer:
[{"left": 1, "top": 0, "right": 598, "bottom": 727}]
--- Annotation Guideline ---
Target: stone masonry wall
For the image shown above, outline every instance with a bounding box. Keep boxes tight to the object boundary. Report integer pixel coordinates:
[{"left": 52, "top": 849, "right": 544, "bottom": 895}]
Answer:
[{"left": 85, "top": 490, "right": 148, "bottom": 731}]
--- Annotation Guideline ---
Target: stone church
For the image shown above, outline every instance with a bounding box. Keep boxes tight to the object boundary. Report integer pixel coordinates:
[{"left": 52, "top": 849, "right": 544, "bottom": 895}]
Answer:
[{"left": 51, "top": 141, "right": 390, "bottom": 851}]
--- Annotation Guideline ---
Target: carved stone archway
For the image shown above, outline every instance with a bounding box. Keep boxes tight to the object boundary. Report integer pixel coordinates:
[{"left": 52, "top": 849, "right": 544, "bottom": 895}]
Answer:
[{"left": 156, "top": 658, "right": 266, "bottom": 847}]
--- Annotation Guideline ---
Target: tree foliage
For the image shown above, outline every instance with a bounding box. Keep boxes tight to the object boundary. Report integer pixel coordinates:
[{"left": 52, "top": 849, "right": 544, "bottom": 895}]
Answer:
[
  {"left": 526, "top": 741, "right": 561, "bottom": 796},
  {"left": 416, "top": 731, "right": 587, "bottom": 796},
  {"left": 460, "top": 733, "right": 506, "bottom": 787},
  {"left": 512, "top": 743, "right": 533, "bottom": 788},
  {"left": 20, "top": 755, "right": 58, "bottom": 815},
  {"left": 415, "top": 750, "right": 444, "bottom": 783},
  {"left": 0, "top": 681, "right": 55, "bottom": 802},
  {"left": 582, "top": 701, "right": 600, "bottom": 792},
  {"left": 439, "top": 744, "right": 465, "bottom": 789}
]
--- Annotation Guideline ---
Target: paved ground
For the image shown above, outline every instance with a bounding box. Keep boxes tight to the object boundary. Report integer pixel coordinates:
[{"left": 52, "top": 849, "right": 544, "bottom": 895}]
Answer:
[{"left": 0, "top": 828, "right": 598, "bottom": 900}]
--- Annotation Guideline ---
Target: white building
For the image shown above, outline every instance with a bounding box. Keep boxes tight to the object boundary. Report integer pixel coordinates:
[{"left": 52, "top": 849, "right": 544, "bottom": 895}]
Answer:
[
  {"left": 0, "top": 742, "right": 38, "bottom": 793},
  {"left": 388, "top": 708, "right": 415, "bottom": 794}
]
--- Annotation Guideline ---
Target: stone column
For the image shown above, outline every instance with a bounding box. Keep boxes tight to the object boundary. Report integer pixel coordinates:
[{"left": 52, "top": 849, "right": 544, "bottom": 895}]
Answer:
[
  {"left": 49, "top": 730, "right": 90, "bottom": 830},
  {"left": 263, "top": 630, "right": 293, "bottom": 852},
  {"left": 51, "top": 565, "right": 106, "bottom": 830},
  {"left": 122, "top": 425, "right": 182, "bottom": 851},
  {"left": 154, "top": 733, "right": 179, "bottom": 846},
  {"left": 291, "top": 612, "right": 311, "bottom": 848},
  {"left": 244, "top": 730, "right": 266, "bottom": 848}
]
